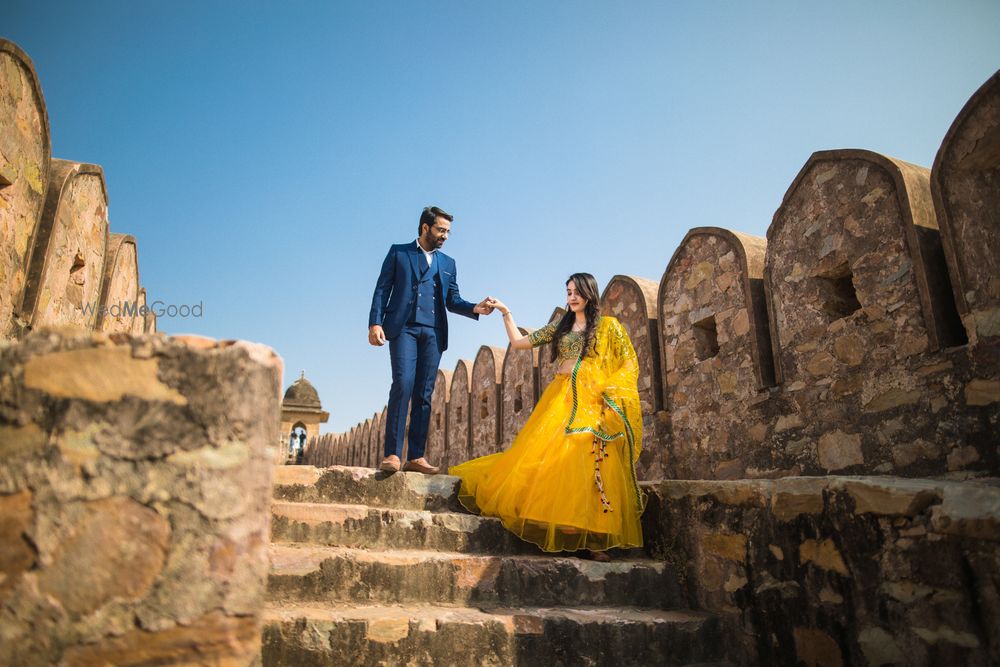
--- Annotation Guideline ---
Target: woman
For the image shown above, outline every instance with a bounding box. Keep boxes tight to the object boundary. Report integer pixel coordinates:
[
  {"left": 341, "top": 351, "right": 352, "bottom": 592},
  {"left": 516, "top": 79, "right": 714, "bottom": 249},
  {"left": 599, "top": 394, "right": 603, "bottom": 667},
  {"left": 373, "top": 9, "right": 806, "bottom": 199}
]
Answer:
[{"left": 448, "top": 273, "right": 646, "bottom": 559}]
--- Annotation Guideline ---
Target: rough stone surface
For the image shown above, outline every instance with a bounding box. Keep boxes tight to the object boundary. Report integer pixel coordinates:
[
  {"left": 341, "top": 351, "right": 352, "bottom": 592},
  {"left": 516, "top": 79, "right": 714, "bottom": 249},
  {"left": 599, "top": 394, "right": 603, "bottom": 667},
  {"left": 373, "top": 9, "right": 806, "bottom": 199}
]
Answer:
[
  {"left": 22, "top": 161, "right": 108, "bottom": 332},
  {"left": 0, "top": 329, "right": 280, "bottom": 666},
  {"left": 264, "top": 465, "right": 723, "bottom": 666},
  {"left": 659, "top": 228, "right": 774, "bottom": 480},
  {"left": 97, "top": 233, "right": 139, "bottom": 333},
  {"left": 469, "top": 345, "right": 505, "bottom": 459},
  {"left": 447, "top": 359, "right": 473, "bottom": 464},
  {"left": 642, "top": 476, "right": 1000, "bottom": 666},
  {"left": 931, "top": 69, "right": 1000, "bottom": 344},
  {"left": 500, "top": 331, "right": 536, "bottom": 449},
  {"left": 0, "top": 41, "right": 49, "bottom": 341},
  {"left": 425, "top": 368, "right": 451, "bottom": 466}
]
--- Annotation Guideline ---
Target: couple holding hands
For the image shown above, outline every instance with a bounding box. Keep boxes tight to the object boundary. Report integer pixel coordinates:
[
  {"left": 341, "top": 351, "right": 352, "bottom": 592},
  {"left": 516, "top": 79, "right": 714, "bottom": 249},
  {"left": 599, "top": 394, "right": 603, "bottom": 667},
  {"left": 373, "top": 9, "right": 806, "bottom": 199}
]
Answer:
[{"left": 368, "top": 206, "right": 645, "bottom": 557}]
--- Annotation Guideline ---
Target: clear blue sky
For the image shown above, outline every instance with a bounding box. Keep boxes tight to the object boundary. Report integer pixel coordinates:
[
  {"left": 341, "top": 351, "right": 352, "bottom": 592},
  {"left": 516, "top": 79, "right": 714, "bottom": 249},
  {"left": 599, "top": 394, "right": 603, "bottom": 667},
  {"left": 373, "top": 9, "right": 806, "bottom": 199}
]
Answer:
[{"left": 7, "top": 1, "right": 999, "bottom": 432}]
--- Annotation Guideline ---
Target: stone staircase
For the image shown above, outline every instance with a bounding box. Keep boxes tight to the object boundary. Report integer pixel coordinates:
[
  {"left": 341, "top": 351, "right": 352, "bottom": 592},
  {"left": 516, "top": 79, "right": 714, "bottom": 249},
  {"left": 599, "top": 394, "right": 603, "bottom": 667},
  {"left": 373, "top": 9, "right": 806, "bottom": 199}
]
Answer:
[{"left": 261, "top": 465, "right": 728, "bottom": 666}]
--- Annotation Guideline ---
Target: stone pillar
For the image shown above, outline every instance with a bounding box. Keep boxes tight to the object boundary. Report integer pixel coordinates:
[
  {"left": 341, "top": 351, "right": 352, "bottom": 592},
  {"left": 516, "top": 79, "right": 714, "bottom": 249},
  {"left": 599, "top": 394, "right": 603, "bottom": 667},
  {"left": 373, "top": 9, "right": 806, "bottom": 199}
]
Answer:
[
  {"left": 470, "top": 345, "right": 505, "bottom": 459},
  {"left": 658, "top": 228, "right": 774, "bottom": 479},
  {"left": 426, "top": 369, "right": 451, "bottom": 466},
  {"left": 500, "top": 329, "right": 537, "bottom": 448},
  {"left": 21, "top": 160, "right": 108, "bottom": 332},
  {"left": 765, "top": 149, "right": 969, "bottom": 475},
  {"left": 602, "top": 275, "right": 666, "bottom": 479},
  {"left": 363, "top": 419, "right": 374, "bottom": 468},
  {"left": 0, "top": 39, "right": 51, "bottom": 340},
  {"left": 446, "top": 359, "right": 473, "bottom": 465},
  {"left": 97, "top": 233, "right": 139, "bottom": 334},
  {"left": 0, "top": 330, "right": 280, "bottom": 666},
  {"left": 931, "top": 69, "right": 1000, "bottom": 345},
  {"left": 131, "top": 287, "right": 148, "bottom": 335},
  {"left": 537, "top": 307, "right": 567, "bottom": 393}
]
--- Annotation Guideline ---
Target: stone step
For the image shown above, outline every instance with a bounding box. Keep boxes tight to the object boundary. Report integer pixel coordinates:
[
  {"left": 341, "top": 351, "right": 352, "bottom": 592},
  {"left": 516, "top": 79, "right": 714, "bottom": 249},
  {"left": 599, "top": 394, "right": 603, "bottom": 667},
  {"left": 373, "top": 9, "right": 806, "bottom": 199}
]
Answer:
[
  {"left": 273, "top": 465, "right": 462, "bottom": 512},
  {"left": 271, "top": 501, "right": 539, "bottom": 555},
  {"left": 261, "top": 602, "right": 723, "bottom": 667},
  {"left": 268, "top": 544, "right": 686, "bottom": 609}
]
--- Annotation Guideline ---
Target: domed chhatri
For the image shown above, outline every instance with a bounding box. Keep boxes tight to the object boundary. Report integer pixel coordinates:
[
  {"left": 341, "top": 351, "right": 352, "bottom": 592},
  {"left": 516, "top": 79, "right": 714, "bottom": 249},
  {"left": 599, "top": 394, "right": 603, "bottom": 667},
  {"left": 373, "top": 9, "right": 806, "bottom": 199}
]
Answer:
[
  {"left": 279, "top": 371, "right": 329, "bottom": 463},
  {"left": 282, "top": 371, "right": 322, "bottom": 409}
]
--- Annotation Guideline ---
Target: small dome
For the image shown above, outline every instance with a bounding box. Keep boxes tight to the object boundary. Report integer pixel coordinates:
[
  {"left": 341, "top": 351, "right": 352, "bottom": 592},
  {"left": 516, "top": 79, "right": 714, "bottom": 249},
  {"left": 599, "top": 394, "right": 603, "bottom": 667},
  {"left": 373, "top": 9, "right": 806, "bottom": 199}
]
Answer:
[{"left": 282, "top": 371, "right": 322, "bottom": 410}]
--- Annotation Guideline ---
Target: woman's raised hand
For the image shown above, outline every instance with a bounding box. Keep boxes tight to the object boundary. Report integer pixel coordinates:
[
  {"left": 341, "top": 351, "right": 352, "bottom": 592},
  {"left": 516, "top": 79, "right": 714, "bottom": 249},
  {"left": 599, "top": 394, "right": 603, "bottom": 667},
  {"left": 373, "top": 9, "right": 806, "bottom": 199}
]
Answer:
[{"left": 486, "top": 297, "right": 509, "bottom": 315}]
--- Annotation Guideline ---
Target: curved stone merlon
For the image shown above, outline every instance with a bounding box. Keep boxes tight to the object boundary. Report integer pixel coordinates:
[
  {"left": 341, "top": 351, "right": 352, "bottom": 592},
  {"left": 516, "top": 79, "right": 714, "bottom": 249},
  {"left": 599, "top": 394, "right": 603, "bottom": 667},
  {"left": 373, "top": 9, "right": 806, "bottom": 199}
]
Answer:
[
  {"left": 0, "top": 40, "right": 51, "bottom": 340},
  {"left": 447, "top": 359, "right": 473, "bottom": 465},
  {"left": 602, "top": 275, "right": 666, "bottom": 481},
  {"left": 658, "top": 228, "right": 774, "bottom": 479},
  {"left": 0, "top": 329, "right": 281, "bottom": 666},
  {"left": 501, "top": 329, "right": 538, "bottom": 449},
  {"left": 97, "top": 233, "right": 139, "bottom": 333},
  {"left": 21, "top": 160, "right": 109, "bottom": 332},
  {"left": 641, "top": 475, "right": 1000, "bottom": 665},
  {"left": 767, "top": 150, "right": 947, "bottom": 384},
  {"left": 470, "top": 345, "right": 505, "bottom": 459},
  {"left": 426, "top": 369, "right": 451, "bottom": 467},
  {"left": 932, "top": 69, "right": 1000, "bottom": 343}
]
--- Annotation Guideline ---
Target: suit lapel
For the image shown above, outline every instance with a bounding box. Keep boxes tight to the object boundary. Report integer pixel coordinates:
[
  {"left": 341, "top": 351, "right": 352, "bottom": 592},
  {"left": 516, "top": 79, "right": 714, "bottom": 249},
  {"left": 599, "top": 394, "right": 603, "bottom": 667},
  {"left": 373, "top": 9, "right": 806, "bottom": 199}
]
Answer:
[{"left": 409, "top": 242, "right": 425, "bottom": 280}]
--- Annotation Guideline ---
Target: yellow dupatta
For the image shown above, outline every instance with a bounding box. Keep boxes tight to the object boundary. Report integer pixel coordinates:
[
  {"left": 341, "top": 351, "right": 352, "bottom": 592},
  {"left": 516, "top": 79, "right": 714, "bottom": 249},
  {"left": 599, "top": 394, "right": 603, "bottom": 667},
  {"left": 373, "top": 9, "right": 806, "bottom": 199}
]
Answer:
[{"left": 563, "top": 316, "right": 646, "bottom": 514}]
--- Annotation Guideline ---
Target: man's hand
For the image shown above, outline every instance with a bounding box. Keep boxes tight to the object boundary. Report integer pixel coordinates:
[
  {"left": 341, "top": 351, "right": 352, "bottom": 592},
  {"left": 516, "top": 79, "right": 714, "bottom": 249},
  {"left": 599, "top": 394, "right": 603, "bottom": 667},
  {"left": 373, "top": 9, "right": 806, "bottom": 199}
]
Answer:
[
  {"left": 474, "top": 298, "right": 496, "bottom": 315},
  {"left": 368, "top": 325, "right": 386, "bottom": 346}
]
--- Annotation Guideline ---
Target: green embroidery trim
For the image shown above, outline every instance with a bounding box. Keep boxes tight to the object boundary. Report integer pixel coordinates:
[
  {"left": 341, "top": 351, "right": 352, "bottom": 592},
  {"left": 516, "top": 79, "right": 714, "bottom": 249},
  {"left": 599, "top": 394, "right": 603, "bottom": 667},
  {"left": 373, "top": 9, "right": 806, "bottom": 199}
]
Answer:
[{"left": 563, "top": 347, "right": 645, "bottom": 514}]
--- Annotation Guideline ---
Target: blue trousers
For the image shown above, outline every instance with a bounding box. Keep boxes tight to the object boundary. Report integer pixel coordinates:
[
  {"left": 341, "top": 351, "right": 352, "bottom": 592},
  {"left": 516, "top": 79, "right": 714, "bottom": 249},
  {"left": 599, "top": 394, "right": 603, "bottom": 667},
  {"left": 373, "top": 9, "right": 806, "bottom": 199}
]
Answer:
[{"left": 384, "top": 323, "right": 442, "bottom": 460}]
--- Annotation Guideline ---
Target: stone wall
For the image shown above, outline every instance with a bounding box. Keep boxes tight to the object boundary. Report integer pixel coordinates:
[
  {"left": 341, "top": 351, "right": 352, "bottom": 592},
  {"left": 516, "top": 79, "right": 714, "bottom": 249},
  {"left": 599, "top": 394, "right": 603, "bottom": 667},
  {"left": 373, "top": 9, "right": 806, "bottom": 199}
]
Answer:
[
  {"left": 0, "top": 329, "right": 280, "bottom": 666},
  {"left": 500, "top": 328, "right": 537, "bottom": 448},
  {"left": 469, "top": 345, "right": 504, "bottom": 459},
  {"left": 0, "top": 39, "right": 153, "bottom": 342},
  {"left": 321, "top": 69, "right": 1000, "bottom": 483},
  {"left": 931, "top": 70, "right": 1000, "bottom": 345},
  {"left": 660, "top": 227, "right": 775, "bottom": 480},
  {"left": 1, "top": 40, "right": 50, "bottom": 340},
  {"left": 447, "top": 359, "right": 473, "bottom": 465},
  {"left": 426, "top": 368, "right": 451, "bottom": 465},
  {"left": 641, "top": 476, "right": 1000, "bottom": 666},
  {"left": 21, "top": 160, "right": 108, "bottom": 331}
]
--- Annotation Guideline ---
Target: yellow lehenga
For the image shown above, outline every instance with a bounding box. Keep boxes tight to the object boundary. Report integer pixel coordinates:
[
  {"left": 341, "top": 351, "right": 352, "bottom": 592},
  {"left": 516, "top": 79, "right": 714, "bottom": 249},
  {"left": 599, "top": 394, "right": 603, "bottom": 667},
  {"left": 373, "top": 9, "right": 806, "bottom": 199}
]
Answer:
[{"left": 448, "top": 316, "right": 646, "bottom": 552}]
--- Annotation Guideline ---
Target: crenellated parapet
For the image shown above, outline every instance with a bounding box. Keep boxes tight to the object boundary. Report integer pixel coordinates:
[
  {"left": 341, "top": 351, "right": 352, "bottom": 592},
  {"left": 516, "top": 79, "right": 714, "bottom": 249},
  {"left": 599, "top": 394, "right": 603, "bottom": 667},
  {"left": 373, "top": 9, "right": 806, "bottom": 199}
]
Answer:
[
  {"left": 469, "top": 345, "right": 505, "bottom": 458},
  {"left": 931, "top": 70, "right": 1000, "bottom": 345},
  {"left": 500, "top": 327, "right": 537, "bottom": 448},
  {"left": 311, "top": 70, "right": 1000, "bottom": 483},
  {"left": 1, "top": 39, "right": 51, "bottom": 339},
  {"left": 659, "top": 227, "right": 774, "bottom": 479},
  {"left": 0, "top": 40, "right": 152, "bottom": 340}
]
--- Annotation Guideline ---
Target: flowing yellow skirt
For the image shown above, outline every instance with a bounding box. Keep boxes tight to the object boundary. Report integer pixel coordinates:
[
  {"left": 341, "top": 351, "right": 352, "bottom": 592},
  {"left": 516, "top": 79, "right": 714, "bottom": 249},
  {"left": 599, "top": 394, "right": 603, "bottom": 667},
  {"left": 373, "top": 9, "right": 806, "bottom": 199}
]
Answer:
[{"left": 448, "top": 373, "right": 644, "bottom": 553}]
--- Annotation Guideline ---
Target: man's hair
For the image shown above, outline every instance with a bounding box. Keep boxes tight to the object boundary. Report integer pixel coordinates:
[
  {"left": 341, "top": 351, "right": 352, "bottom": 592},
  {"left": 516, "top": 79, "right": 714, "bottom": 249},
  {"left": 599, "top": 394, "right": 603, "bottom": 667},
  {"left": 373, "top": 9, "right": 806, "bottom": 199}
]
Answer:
[{"left": 419, "top": 206, "right": 454, "bottom": 235}]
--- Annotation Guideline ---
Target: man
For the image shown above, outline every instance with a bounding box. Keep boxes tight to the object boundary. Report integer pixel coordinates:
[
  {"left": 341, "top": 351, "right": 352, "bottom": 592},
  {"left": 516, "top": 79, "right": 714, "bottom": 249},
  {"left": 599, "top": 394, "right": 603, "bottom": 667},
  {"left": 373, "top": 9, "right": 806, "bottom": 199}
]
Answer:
[{"left": 368, "top": 206, "right": 493, "bottom": 473}]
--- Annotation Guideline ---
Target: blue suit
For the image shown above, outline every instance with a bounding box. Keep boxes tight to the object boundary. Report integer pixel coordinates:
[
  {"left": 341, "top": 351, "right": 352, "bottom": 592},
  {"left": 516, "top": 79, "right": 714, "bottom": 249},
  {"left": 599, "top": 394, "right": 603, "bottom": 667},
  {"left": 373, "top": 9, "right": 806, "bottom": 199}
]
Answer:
[{"left": 369, "top": 241, "right": 479, "bottom": 459}]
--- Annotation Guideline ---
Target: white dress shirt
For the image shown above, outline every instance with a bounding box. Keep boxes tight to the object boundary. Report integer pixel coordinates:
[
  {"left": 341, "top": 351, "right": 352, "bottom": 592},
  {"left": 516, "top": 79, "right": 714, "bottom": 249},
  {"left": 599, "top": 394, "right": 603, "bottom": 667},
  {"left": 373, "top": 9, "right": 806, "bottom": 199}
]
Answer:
[{"left": 415, "top": 238, "right": 436, "bottom": 266}]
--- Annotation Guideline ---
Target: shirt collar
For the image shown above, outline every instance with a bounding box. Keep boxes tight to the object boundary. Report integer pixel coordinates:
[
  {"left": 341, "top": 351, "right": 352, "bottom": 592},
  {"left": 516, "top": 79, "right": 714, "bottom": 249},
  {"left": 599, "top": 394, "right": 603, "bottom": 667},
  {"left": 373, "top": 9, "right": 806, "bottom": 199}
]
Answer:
[{"left": 415, "top": 238, "right": 437, "bottom": 255}]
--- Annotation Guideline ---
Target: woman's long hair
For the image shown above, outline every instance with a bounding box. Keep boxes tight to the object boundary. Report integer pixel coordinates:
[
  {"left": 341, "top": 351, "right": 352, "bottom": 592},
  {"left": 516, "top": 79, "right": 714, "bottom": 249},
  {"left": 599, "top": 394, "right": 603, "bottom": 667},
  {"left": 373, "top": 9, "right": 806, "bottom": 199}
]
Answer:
[{"left": 550, "top": 273, "right": 601, "bottom": 362}]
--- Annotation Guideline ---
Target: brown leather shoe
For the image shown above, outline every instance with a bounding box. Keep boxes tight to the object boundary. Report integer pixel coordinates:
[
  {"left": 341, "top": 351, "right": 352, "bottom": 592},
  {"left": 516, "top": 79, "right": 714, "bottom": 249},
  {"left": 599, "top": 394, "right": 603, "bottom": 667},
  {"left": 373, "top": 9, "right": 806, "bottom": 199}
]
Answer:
[
  {"left": 401, "top": 458, "right": 440, "bottom": 475},
  {"left": 379, "top": 455, "right": 401, "bottom": 472}
]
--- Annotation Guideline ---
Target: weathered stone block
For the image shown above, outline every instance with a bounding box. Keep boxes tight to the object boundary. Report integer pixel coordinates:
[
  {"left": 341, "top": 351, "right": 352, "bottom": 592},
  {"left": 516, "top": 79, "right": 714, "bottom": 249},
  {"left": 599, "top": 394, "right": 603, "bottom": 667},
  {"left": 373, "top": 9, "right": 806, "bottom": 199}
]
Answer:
[
  {"left": 21, "top": 161, "right": 108, "bottom": 333},
  {"left": 469, "top": 345, "right": 504, "bottom": 459},
  {"left": 97, "top": 233, "right": 139, "bottom": 333},
  {"left": 0, "top": 330, "right": 280, "bottom": 666},
  {"left": 931, "top": 69, "right": 1000, "bottom": 344},
  {"left": 0, "top": 40, "right": 50, "bottom": 341},
  {"left": 446, "top": 359, "right": 473, "bottom": 465},
  {"left": 500, "top": 330, "right": 536, "bottom": 449}
]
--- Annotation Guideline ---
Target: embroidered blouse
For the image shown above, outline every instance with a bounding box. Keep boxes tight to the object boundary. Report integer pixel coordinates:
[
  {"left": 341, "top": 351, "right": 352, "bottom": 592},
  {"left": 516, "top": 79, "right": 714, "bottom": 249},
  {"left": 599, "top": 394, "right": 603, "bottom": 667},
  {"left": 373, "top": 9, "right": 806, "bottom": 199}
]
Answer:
[{"left": 527, "top": 322, "right": 586, "bottom": 361}]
